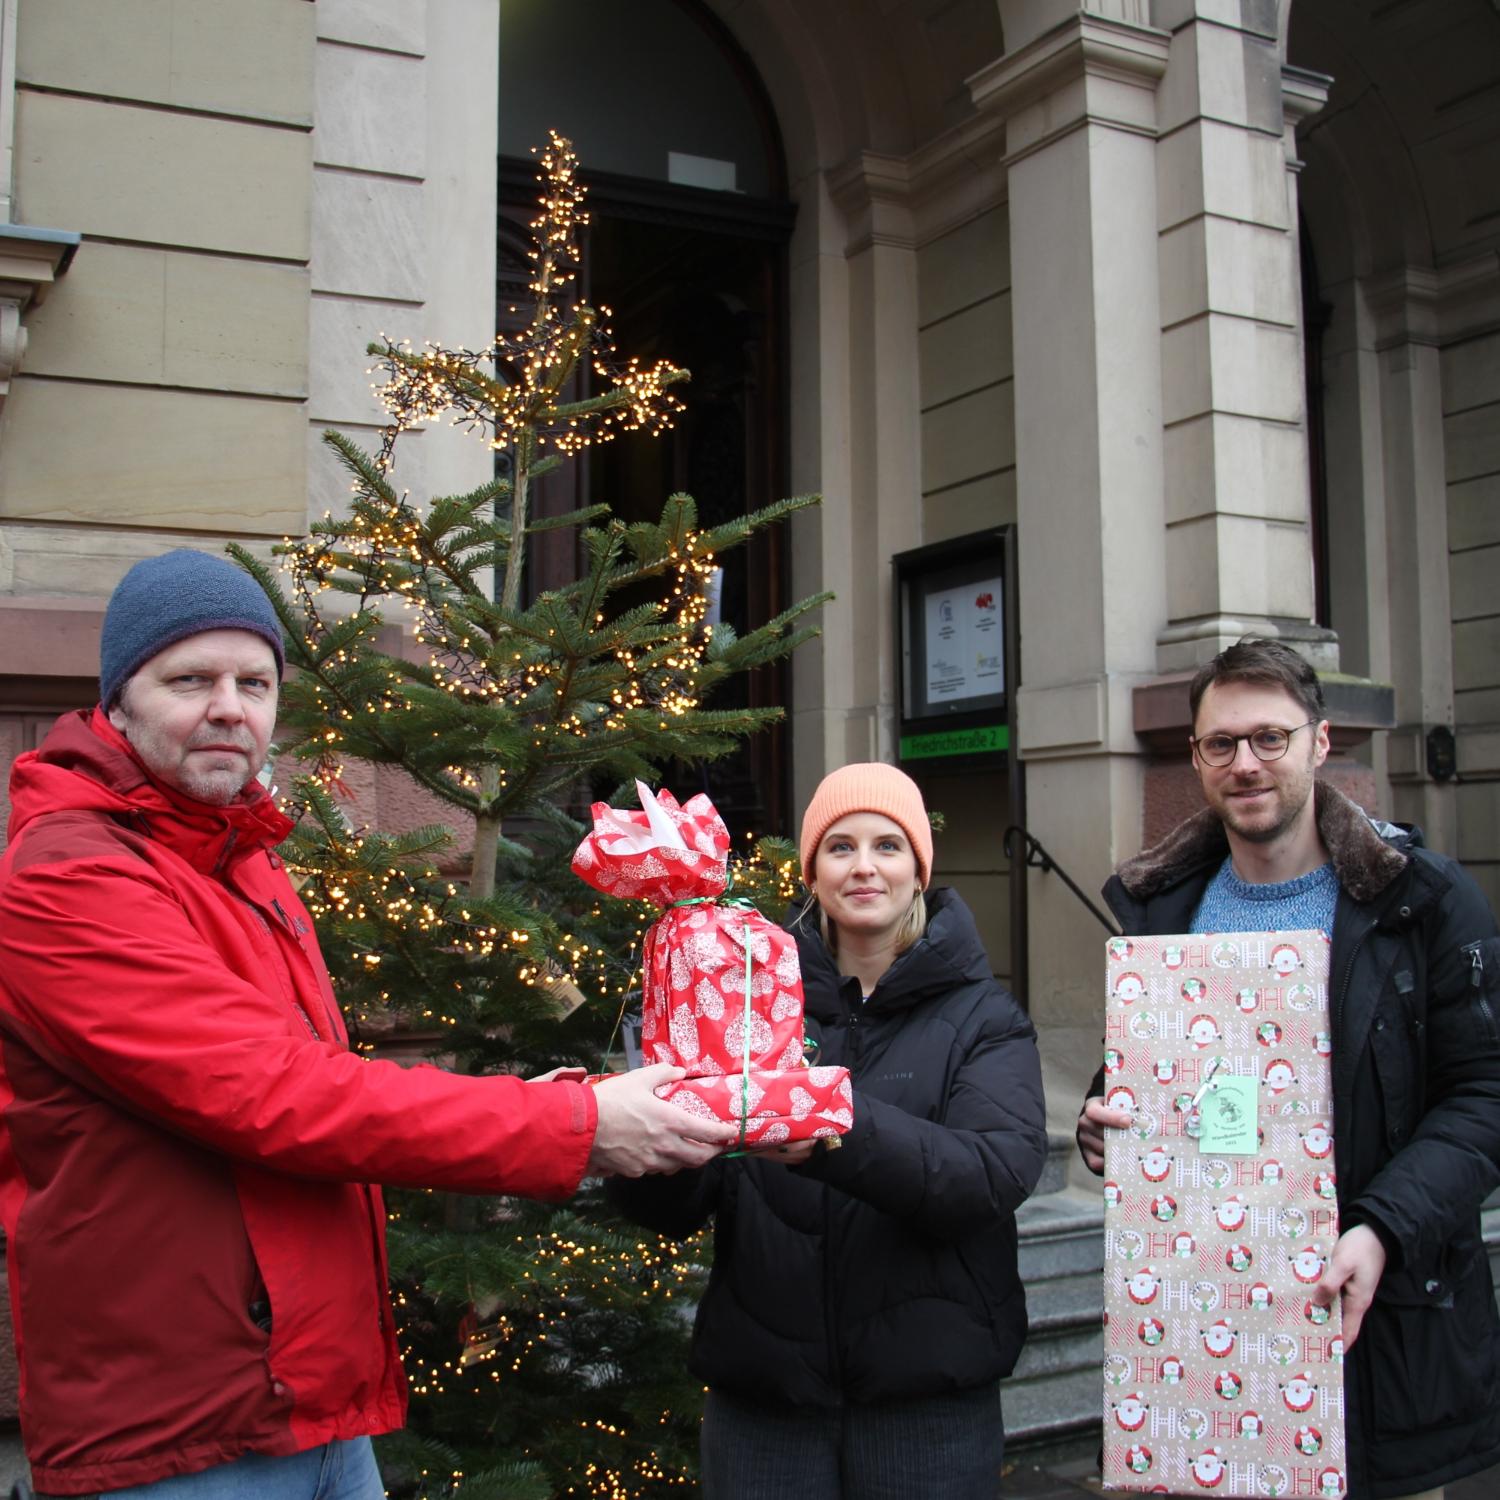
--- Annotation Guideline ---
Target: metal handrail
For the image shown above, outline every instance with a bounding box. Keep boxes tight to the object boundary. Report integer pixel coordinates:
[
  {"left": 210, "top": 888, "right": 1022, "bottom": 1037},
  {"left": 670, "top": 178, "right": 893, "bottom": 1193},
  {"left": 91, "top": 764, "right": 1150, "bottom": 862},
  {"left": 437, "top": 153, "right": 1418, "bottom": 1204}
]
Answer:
[{"left": 1003, "top": 826, "right": 1122, "bottom": 936}]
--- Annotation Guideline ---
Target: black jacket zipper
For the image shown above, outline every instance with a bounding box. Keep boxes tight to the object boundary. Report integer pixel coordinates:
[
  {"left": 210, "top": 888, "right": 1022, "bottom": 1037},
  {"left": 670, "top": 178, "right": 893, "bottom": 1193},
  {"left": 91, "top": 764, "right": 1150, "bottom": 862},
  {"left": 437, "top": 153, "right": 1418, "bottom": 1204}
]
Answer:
[
  {"left": 1463, "top": 942, "right": 1497, "bottom": 1045},
  {"left": 821, "top": 990, "right": 863, "bottom": 1399}
]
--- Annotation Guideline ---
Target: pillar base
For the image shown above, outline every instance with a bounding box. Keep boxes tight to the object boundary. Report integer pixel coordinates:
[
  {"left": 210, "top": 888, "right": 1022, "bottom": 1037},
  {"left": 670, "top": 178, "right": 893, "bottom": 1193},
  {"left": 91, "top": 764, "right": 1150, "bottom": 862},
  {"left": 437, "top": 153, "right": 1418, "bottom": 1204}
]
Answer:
[{"left": 1156, "top": 615, "right": 1339, "bottom": 673}]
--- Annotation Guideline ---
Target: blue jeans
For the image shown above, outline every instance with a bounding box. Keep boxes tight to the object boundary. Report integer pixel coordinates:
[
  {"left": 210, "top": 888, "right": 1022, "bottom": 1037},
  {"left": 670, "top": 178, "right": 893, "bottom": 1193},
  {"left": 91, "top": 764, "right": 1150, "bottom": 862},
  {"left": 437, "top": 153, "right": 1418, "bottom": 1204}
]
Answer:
[
  {"left": 74, "top": 1437, "right": 384, "bottom": 1500},
  {"left": 700, "top": 1385, "right": 1005, "bottom": 1499}
]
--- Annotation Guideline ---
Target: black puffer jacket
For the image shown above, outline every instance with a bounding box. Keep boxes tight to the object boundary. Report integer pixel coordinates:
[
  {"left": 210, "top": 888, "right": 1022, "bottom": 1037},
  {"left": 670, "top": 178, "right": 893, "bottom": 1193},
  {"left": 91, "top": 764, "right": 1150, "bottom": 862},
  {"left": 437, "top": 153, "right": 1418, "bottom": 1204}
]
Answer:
[
  {"left": 1097, "top": 782, "right": 1500, "bottom": 1500},
  {"left": 609, "top": 886, "right": 1048, "bottom": 1407}
]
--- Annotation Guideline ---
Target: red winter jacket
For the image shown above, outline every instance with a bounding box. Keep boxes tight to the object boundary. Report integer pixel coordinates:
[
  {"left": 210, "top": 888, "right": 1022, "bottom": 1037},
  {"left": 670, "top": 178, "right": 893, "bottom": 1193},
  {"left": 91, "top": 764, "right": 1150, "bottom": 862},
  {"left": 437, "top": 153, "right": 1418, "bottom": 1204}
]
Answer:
[{"left": 0, "top": 710, "right": 597, "bottom": 1496}]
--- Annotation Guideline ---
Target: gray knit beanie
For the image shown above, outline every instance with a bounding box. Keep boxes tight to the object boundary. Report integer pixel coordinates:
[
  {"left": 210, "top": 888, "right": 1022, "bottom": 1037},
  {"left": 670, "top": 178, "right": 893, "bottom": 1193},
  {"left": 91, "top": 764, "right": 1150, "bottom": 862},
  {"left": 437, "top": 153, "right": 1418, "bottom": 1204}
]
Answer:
[{"left": 100, "top": 550, "right": 286, "bottom": 708}]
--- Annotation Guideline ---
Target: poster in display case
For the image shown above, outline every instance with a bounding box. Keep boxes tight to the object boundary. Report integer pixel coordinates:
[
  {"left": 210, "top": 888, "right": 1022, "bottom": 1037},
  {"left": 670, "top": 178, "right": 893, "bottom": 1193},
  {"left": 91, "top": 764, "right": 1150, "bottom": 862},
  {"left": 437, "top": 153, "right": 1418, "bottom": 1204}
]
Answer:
[{"left": 893, "top": 527, "right": 1014, "bottom": 769}]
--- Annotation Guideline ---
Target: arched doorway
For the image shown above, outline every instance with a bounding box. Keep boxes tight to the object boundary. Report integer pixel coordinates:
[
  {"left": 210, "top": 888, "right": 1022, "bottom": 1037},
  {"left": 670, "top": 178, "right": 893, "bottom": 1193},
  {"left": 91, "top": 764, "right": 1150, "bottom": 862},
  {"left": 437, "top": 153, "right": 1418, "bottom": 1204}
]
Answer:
[
  {"left": 1288, "top": 0, "right": 1500, "bottom": 867},
  {"left": 497, "top": 0, "right": 796, "bottom": 837}
]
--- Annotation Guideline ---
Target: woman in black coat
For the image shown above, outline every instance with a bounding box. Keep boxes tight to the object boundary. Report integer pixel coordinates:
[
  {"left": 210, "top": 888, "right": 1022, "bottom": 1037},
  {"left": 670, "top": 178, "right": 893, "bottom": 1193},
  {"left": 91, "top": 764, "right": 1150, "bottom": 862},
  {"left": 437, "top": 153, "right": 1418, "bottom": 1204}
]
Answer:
[{"left": 608, "top": 763, "right": 1048, "bottom": 1499}]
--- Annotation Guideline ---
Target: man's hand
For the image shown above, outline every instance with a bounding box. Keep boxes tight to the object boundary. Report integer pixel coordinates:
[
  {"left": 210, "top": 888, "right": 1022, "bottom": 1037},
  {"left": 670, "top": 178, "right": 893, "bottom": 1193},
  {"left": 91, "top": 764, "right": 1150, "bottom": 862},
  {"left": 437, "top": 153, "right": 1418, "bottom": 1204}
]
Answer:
[
  {"left": 1077, "top": 1095, "right": 1133, "bottom": 1175},
  {"left": 1313, "top": 1223, "right": 1387, "bottom": 1349},
  {"left": 587, "top": 1064, "right": 741, "bottom": 1177}
]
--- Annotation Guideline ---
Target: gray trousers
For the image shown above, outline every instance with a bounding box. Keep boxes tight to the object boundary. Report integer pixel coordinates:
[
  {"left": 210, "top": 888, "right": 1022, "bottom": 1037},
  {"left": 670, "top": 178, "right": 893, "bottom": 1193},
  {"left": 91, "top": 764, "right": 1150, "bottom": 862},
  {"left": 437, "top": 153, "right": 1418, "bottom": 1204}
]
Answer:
[{"left": 700, "top": 1384, "right": 1006, "bottom": 1500}]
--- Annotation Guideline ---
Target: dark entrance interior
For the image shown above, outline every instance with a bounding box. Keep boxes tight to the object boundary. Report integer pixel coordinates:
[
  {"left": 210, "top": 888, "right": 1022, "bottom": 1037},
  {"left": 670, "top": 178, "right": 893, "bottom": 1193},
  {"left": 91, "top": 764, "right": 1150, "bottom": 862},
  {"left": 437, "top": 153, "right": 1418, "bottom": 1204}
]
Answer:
[
  {"left": 496, "top": 0, "right": 795, "bottom": 836},
  {"left": 497, "top": 164, "right": 796, "bottom": 837}
]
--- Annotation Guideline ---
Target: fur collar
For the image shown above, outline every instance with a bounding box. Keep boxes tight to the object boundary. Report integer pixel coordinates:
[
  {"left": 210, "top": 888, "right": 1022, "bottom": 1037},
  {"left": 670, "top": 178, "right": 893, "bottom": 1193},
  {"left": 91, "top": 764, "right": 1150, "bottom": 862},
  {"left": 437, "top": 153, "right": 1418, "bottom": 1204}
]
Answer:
[{"left": 1116, "top": 781, "right": 1409, "bottom": 907}]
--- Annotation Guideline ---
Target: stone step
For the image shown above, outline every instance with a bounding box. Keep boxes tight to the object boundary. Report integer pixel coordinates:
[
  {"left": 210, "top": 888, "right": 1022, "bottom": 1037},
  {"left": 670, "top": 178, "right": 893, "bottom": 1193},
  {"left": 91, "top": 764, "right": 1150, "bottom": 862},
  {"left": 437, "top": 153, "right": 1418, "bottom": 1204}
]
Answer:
[
  {"left": 1011, "top": 1304, "right": 1102, "bottom": 1383},
  {"left": 1024, "top": 1267, "right": 1103, "bottom": 1332},
  {"left": 1003, "top": 1365, "right": 1103, "bottom": 1445},
  {"left": 1005, "top": 1289, "right": 1104, "bottom": 1444},
  {"left": 1006, "top": 1183, "right": 1109, "bottom": 1446},
  {"left": 1031, "top": 1131, "right": 1075, "bottom": 1198},
  {"left": 1017, "top": 1186, "right": 1104, "bottom": 1282}
]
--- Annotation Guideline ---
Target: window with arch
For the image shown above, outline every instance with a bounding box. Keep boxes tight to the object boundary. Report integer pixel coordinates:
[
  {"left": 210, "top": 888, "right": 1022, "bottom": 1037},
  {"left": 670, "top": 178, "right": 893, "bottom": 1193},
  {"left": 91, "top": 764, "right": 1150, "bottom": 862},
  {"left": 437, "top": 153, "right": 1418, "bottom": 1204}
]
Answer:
[{"left": 497, "top": 0, "right": 797, "bottom": 836}]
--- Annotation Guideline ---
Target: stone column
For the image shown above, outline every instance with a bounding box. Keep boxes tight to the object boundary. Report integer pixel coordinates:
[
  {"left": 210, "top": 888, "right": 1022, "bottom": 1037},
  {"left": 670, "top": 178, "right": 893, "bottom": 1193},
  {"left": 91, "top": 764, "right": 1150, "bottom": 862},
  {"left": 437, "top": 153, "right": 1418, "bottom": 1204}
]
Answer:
[
  {"left": 1150, "top": 0, "right": 1332, "bottom": 670},
  {"left": 0, "top": 0, "right": 15, "bottom": 224},
  {"left": 971, "top": 10, "right": 1170, "bottom": 1136},
  {"left": 1360, "top": 266, "right": 1471, "bottom": 850},
  {"left": 796, "top": 154, "right": 922, "bottom": 781},
  {"left": 420, "top": 0, "right": 499, "bottom": 503}
]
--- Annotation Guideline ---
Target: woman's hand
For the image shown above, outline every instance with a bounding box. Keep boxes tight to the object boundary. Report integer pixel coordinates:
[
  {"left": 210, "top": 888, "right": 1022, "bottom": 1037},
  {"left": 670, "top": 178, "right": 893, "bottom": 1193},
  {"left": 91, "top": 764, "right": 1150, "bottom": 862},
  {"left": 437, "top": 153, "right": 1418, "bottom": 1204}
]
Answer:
[
  {"left": 747, "top": 1140, "right": 820, "bottom": 1166},
  {"left": 526, "top": 1066, "right": 590, "bottom": 1084}
]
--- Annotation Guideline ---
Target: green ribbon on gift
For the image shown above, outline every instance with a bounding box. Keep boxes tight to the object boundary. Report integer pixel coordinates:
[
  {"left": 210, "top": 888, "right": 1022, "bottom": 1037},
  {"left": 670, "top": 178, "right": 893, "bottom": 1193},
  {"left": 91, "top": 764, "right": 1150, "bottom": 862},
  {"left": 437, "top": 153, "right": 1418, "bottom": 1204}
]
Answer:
[{"left": 669, "top": 882, "right": 758, "bottom": 1156}]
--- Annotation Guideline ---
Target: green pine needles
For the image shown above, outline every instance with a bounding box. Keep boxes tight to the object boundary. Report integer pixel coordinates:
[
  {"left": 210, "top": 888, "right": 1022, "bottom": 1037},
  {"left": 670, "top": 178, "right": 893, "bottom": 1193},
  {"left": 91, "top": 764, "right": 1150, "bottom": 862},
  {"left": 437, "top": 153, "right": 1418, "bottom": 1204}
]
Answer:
[{"left": 233, "top": 132, "right": 826, "bottom": 1497}]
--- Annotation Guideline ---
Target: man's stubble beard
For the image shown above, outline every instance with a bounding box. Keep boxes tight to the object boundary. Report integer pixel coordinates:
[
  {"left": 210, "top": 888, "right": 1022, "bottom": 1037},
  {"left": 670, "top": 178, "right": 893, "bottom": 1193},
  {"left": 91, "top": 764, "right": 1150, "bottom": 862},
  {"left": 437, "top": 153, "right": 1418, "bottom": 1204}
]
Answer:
[
  {"left": 114, "top": 709, "right": 256, "bottom": 808},
  {"left": 172, "top": 760, "right": 253, "bottom": 807},
  {"left": 1212, "top": 751, "right": 1317, "bottom": 847}
]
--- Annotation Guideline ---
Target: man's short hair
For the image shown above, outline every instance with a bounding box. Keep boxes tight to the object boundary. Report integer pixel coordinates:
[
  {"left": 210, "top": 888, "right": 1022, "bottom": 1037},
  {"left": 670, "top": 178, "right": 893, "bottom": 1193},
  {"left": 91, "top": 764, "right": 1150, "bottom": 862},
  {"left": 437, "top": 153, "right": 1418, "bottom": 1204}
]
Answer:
[{"left": 1188, "top": 639, "right": 1325, "bottom": 728}]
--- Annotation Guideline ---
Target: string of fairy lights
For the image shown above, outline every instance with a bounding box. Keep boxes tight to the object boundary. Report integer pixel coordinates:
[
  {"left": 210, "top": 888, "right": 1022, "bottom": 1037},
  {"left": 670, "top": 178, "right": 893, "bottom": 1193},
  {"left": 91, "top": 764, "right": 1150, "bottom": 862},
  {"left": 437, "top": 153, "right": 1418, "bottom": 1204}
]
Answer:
[
  {"left": 280, "top": 129, "right": 687, "bottom": 728},
  {"left": 267, "top": 129, "right": 718, "bottom": 824},
  {"left": 291, "top": 834, "right": 799, "bottom": 1048},
  {"left": 262, "top": 129, "right": 804, "bottom": 1497},
  {"left": 389, "top": 1224, "right": 708, "bottom": 1497}
]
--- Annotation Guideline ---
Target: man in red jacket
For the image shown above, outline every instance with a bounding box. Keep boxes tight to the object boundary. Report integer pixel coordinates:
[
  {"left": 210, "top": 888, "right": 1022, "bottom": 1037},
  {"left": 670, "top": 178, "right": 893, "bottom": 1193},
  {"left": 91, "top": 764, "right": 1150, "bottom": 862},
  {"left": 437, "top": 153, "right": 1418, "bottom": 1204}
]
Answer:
[{"left": 0, "top": 550, "right": 736, "bottom": 1499}]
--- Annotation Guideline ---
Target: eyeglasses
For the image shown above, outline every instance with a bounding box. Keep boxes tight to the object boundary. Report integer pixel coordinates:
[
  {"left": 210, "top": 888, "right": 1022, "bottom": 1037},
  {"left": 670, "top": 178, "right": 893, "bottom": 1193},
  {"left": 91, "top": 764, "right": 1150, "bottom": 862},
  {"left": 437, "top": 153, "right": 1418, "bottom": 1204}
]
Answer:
[{"left": 1191, "top": 720, "right": 1318, "bottom": 767}]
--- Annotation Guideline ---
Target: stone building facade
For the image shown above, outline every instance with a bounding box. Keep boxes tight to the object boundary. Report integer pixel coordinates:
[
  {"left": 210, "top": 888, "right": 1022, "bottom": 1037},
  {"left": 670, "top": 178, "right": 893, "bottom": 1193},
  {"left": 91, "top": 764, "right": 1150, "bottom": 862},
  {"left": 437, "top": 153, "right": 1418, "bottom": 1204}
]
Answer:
[{"left": 0, "top": 0, "right": 1494, "bottom": 1280}]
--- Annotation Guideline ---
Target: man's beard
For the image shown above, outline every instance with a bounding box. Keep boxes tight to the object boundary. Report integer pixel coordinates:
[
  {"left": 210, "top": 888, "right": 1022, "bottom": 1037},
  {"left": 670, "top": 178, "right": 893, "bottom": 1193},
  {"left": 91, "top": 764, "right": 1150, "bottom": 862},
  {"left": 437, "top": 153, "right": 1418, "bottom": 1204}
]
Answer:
[
  {"left": 172, "top": 755, "right": 255, "bottom": 806},
  {"left": 1222, "top": 790, "right": 1299, "bottom": 843},
  {"left": 116, "top": 713, "right": 257, "bottom": 807},
  {"left": 1213, "top": 762, "right": 1316, "bottom": 846}
]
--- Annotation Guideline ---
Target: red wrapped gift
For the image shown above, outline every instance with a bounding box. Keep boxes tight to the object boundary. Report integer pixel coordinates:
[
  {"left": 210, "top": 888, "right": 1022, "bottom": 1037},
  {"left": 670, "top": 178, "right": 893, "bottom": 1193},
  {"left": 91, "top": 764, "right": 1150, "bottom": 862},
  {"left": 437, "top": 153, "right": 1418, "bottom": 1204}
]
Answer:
[
  {"left": 658, "top": 1067, "right": 854, "bottom": 1146},
  {"left": 571, "top": 782, "right": 853, "bottom": 1147}
]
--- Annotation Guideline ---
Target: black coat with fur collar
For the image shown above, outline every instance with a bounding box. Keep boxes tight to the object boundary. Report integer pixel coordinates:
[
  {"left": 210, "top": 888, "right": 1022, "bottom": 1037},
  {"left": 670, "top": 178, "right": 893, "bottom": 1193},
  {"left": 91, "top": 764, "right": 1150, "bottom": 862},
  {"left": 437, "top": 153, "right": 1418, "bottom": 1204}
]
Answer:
[
  {"left": 608, "top": 886, "right": 1048, "bottom": 1408},
  {"left": 1098, "top": 782, "right": 1500, "bottom": 1499}
]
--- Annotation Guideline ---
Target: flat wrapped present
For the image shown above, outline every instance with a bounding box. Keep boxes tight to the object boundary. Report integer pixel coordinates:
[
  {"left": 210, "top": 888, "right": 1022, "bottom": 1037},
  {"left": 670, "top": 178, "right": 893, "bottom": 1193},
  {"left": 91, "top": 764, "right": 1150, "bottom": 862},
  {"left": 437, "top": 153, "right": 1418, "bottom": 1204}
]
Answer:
[
  {"left": 656, "top": 1066, "right": 854, "bottom": 1148},
  {"left": 1101, "top": 930, "right": 1346, "bottom": 1499},
  {"left": 572, "top": 782, "right": 852, "bottom": 1147}
]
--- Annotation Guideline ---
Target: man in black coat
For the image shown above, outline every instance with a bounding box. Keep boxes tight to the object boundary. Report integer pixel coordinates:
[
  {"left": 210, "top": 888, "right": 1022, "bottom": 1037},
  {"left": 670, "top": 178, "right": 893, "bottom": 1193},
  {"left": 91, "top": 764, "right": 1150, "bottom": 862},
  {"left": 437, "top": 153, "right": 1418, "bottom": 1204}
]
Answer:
[{"left": 1077, "top": 640, "right": 1500, "bottom": 1500}]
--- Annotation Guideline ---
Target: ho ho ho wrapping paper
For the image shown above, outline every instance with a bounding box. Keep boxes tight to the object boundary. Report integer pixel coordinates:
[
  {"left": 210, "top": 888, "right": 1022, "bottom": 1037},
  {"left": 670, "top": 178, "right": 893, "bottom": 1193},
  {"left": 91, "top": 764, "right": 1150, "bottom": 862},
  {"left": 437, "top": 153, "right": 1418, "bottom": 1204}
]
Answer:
[{"left": 1100, "top": 930, "right": 1346, "bottom": 1498}]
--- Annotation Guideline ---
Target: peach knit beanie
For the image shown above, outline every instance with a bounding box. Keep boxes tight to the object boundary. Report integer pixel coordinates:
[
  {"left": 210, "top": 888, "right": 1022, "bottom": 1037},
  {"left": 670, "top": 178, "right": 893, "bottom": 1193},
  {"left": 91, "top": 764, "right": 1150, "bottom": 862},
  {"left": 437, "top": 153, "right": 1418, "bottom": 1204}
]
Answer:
[{"left": 799, "top": 762, "right": 933, "bottom": 890}]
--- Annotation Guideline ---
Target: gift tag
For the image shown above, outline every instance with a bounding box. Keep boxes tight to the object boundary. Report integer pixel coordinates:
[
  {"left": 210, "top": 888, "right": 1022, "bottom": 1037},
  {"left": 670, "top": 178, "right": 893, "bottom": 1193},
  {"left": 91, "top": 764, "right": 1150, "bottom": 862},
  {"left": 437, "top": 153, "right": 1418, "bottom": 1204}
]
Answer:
[{"left": 1198, "top": 1075, "right": 1258, "bottom": 1155}]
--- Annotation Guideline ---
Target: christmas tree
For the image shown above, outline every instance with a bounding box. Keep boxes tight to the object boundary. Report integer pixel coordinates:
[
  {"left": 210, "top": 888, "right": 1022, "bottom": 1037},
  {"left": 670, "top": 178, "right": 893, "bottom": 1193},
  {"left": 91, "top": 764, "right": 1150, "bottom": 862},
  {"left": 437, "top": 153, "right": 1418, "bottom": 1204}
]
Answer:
[{"left": 234, "top": 133, "right": 820, "bottom": 1498}]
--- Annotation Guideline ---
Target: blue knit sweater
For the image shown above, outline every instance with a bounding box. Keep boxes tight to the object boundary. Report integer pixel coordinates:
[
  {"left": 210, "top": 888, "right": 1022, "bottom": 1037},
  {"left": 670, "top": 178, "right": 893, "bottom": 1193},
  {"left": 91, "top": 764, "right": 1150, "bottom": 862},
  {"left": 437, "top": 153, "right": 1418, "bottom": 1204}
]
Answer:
[{"left": 1190, "top": 856, "right": 1338, "bottom": 936}]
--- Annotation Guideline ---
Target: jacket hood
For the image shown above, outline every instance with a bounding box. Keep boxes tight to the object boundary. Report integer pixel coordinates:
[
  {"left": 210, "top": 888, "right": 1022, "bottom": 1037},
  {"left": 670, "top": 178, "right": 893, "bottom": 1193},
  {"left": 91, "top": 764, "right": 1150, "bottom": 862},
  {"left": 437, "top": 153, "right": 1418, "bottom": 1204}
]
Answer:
[
  {"left": 7, "top": 707, "right": 292, "bottom": 870},
  {"left": 1113, "top": 779, "right": 1412, "bottom": 908},
  {"left": 791, "top": 886, "right": 996, "bottom": 1017}
]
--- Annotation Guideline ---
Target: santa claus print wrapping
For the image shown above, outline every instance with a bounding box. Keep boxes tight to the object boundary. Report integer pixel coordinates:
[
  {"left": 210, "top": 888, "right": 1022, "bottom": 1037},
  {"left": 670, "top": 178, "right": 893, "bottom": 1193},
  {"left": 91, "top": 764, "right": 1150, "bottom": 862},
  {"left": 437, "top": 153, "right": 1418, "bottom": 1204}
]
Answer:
[
  {"left": 1101, "top": 930, "right": 1346, "bottom": 1500},
  {"left": 571, "top": 782, "right": 853, "bottom": 1147}
]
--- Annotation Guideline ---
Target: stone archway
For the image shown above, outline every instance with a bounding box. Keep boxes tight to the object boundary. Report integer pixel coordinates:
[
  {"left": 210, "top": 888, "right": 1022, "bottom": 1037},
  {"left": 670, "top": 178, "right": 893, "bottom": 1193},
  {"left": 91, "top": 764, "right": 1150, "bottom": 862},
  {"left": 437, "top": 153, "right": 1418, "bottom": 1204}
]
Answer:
[
  {"left": 1289, "top": 0, "right": 1500, "bottom": 869},
  {"left": 701, "top": 0, "right": 1014, "bottom": 803}
]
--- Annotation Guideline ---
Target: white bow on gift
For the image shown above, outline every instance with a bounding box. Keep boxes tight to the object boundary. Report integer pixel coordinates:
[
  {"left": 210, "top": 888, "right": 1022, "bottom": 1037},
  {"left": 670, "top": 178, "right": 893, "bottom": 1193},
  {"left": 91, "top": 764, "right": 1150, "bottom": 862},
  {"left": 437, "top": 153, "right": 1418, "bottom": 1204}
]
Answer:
[{"left": 591, "top": 780, "right": 691, "bottom": 855}]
